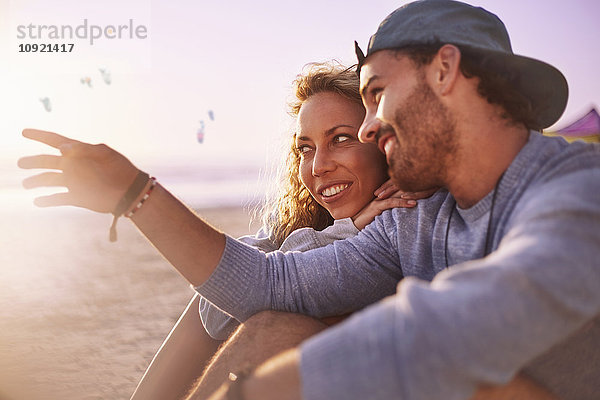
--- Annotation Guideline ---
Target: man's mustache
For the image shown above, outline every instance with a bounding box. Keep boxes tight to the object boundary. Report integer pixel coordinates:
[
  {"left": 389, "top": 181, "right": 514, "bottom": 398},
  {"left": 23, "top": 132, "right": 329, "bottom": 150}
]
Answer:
[{"left": 373, "top": 122, "right": 396, "bottom": 144}]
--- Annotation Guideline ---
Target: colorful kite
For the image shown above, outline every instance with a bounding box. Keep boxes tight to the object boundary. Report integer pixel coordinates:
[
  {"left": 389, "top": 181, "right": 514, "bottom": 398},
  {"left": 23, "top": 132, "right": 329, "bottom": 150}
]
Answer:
[
  {"left": 544, "top": 107, "right": 600, "bottom": 143},
  {"left": 197, "top": 120, "right": 205, "bottom": 143},
  {"left": 80, "top": 77, "right": 92, "bottom": 88}
]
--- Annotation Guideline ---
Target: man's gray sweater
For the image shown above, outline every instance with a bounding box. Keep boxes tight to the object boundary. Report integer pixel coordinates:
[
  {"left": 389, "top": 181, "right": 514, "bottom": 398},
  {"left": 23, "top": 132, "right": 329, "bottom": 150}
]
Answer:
[{"left": 197, "top": 132, "right": 600, "bottom": 400}]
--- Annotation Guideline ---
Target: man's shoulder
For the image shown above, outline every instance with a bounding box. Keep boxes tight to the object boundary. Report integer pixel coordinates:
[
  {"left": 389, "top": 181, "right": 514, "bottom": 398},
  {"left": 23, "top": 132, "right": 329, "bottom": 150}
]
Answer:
[
  {"left": 532, "top": 135, "right": 600, "bottom": 181},
  {"left": 370, "top": 190, "right": 450, "bottom": 234},
  {"left": 513, "top": 138, "right": 600, "bottom": 221}
]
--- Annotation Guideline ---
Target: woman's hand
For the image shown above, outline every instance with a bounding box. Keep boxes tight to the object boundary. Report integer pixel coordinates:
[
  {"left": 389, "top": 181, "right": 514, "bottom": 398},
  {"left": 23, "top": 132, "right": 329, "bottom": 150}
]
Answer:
[
  {"left": 18, "top": 129, "right": 140, "bottom": 213},
  {"left": 352, "top": 180, "right": 438, "bottom": 230}
]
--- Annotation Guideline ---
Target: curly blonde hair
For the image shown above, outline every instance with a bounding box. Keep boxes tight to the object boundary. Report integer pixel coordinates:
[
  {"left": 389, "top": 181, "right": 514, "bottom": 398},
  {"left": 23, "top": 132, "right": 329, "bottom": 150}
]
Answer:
[{"left": 260, "top": 61, "right": 362, "bottom": 247}]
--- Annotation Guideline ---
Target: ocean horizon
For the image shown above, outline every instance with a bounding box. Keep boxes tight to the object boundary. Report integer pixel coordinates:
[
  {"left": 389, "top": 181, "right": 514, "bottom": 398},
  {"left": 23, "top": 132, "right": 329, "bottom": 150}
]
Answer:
[{"left": 0, "top": 156, "right": 274, "bottom": 211}]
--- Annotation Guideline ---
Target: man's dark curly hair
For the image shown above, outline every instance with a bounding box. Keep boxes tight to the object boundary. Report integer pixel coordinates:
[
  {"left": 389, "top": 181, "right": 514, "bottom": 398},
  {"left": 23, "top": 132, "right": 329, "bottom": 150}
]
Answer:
[{"left": 395, "top": 44, "right": 537, "bottom": 129}]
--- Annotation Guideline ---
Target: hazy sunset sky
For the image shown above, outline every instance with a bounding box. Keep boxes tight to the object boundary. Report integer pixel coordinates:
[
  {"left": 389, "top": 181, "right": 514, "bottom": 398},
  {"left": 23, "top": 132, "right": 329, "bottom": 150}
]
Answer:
[{"left": 1, "top": 0, "right": 599, "bottom": 169}]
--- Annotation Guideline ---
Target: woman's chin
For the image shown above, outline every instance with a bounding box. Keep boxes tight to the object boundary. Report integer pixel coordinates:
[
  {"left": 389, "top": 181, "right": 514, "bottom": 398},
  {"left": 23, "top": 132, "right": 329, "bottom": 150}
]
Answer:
[{"left": 326, "top": 205, "right": 357, "bottom": 221}]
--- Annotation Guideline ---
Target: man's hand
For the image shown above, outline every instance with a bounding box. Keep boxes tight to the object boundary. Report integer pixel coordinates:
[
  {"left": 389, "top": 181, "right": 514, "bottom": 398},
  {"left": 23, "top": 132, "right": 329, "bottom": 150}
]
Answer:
[
  {"left": 352, "top": 179, "right": 438, "bottom": 230},
  {"left": 18, "top": 129, "right": 140, "bottom": 213}
]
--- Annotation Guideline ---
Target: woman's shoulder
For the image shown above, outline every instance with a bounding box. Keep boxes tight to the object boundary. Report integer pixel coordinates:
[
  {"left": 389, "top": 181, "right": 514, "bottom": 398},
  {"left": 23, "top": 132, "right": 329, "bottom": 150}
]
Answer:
[{"left": 237, "top": 226, "right": 279, "bottom": 252}]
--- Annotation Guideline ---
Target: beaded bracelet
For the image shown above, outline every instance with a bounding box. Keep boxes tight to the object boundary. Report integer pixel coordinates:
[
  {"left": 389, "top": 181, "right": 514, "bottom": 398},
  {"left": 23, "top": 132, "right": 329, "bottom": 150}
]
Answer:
[
  {"left": 109, "top": 171, "right": 150, "bottom": 242},
  {"left": 125, "top": 177, "right": 157, "bottom": 218}
]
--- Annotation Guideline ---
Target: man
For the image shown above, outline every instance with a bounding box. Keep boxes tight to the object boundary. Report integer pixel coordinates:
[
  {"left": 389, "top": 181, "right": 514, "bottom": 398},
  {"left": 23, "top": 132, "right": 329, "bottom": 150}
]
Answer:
[
  {"left": 186, "top": 1, "right": 599, "bottom": 399},
  {"left": 19, "top": 1, "right": 599, "bottom": 399}
]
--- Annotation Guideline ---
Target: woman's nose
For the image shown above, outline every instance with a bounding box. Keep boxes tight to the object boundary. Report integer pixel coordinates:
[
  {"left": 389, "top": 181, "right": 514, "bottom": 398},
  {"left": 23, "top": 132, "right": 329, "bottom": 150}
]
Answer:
[
  {"left": 358, "top": 111, "right": 381, "bottom": 144},
  {"left": 312, "top": 148, "right": 336, "bottom": 176}
]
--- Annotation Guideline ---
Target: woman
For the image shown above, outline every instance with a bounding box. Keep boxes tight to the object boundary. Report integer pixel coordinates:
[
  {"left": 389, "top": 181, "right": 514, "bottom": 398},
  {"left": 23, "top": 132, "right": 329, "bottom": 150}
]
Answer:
[
  {"left": 18, "top": 62, "right": 430, "bottom": 399},
  {"left": 131, "top": 62, "right": 432, "bottom": 399}
]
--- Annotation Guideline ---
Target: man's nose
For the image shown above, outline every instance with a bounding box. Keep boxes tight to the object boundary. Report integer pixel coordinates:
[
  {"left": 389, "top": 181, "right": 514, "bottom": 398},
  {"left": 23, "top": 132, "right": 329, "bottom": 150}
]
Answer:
[
  {"left": 358, "top": 111, "right": 380, "bottom": 143},
  {"left": 312, "top": 148, "right": 336, "bottom": 176}
]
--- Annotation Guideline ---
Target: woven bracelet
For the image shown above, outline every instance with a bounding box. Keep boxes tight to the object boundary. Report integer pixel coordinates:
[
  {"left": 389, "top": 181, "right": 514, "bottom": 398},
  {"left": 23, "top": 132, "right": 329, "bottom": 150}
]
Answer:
[
  {"left": 109, "top": 170, "right": 150, "bottom": 242},
  {"left": 125, "top": 177, "right": 157, "bottom": 218}
]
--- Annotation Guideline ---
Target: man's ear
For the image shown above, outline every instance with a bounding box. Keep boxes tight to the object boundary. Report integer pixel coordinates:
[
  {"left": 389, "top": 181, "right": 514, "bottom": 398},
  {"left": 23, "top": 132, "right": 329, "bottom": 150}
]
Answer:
[{"left": 427, "top": 44, "right": 462, "bottom": 96}]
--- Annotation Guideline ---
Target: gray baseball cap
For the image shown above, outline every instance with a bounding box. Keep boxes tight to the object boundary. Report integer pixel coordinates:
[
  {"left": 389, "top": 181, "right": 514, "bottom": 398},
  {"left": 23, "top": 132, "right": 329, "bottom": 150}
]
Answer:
[{"left": 355, "top": 0, "right": 568, "bottom": 130}]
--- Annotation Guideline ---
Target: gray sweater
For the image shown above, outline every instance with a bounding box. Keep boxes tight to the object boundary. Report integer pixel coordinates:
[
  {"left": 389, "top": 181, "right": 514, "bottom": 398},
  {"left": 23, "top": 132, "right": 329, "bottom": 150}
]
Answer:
[
  {"left": 196, "top": 132, "right": 600, "bottom": 400},
  {"left": 199, "top": 218, "right": 359, "bottom": 340}
]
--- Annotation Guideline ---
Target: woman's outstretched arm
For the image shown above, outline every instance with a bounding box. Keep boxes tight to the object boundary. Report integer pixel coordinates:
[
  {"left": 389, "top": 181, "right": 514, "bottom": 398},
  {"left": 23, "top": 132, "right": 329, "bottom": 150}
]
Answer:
[{"left": 18, "top": 128, "right": 225, "bottom": 286}]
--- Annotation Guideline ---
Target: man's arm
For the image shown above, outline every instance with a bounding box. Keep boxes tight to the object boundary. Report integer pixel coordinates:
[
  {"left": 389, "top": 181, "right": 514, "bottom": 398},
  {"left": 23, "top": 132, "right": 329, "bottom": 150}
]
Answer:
[
  {"left": 295, "top": 169, "right": 600, "bottom": 400},
  {"left": 205, "top": 345, "right": 559, "bottom": 400},
  {"left": 196, "top": 210, "right": 403, "bottom": 323}
]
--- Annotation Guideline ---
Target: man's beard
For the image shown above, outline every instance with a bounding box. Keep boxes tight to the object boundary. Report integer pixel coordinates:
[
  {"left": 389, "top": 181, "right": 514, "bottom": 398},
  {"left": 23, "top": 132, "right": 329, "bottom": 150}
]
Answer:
[{"left": 386, "top": 77, "right": 458, "bottom": 192}]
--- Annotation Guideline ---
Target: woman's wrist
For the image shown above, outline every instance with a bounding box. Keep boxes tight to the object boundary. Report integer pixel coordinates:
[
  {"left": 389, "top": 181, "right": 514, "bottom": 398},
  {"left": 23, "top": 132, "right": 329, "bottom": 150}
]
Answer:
[
  {"left": 109, "top": 170, "right": 153, "bottom": 241},
  {"left": 124, "top": 177, "right": 157, "bottom": 217}
]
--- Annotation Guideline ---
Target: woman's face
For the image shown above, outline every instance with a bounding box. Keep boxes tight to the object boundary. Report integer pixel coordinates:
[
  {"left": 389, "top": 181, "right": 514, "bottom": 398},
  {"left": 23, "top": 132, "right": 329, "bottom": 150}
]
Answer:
[{"left": 296, "top": 92, "right": 388, "bottom": 220}]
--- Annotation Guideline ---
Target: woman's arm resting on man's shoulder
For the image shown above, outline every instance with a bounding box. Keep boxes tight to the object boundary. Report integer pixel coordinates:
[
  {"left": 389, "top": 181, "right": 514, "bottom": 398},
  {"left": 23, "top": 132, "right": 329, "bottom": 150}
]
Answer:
[{"left": 353, "top": 179, "right": 437, "bottom": 230}]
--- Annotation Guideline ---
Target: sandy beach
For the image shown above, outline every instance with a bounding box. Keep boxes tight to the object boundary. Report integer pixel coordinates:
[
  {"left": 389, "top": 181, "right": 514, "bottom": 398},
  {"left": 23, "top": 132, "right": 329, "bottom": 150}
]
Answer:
[{"left": 0, "top": 205, "right": 261, "bottom": 400}]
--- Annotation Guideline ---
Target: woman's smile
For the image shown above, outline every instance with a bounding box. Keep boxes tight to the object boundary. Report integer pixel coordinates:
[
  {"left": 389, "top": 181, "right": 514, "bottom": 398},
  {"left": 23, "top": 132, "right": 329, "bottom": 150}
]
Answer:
[{"left": 318, "top": 182, "right": 352, "bottom": 202}]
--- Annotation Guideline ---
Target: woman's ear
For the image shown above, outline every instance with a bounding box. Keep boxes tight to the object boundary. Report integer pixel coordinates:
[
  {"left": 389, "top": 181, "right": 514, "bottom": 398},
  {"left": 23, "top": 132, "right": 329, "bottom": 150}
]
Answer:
[{"left": 428, "top": 44, "right": 462, "bottom": 96}]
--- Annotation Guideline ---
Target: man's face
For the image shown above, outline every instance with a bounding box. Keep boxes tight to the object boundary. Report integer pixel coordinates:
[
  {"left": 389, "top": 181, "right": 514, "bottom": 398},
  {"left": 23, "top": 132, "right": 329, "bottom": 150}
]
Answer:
[{"left": 358, "top": 50, "right": 458, "bottom": 192}]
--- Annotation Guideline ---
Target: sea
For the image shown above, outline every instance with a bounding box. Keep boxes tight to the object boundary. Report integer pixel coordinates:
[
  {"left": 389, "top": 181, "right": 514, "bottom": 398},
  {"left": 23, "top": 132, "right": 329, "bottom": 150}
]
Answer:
[{"left": 0, "top": 156, "right": 272, "bottom": 212}]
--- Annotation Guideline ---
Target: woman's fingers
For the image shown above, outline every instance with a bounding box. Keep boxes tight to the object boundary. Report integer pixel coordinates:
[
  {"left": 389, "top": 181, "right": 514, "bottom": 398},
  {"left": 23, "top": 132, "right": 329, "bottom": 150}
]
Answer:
[
  {"left": 17, "top": 154, "right": 63, "bottom": 170},
  {"left": 375, "top": 197, "right": 416, "bottom": 211},
  {"left": 33, "top": 193, "right": 72, "bottom": 207},
  {"left": 353, "top": 195, "right": 418, "bottom": 230},
  {"left": 22, "top": 172, "right": 66, "bottom": 189},
  {"left": 60, "top": 142, "right": 111, "bottom": 160},
  {"left": 375, "top": 179, "right": 439, "bottom": 201},
  {"left": 22, "top": 129, "right": 81, "bottom": 149},
  {"left": 21, "top": 129, "right": 111, "bottom": 161},
  {"left": 399, "top": 188, "right": 438, "bottom": 200},
  {"left": 374, "top": 179, "right": 398, "bottom": 199}
]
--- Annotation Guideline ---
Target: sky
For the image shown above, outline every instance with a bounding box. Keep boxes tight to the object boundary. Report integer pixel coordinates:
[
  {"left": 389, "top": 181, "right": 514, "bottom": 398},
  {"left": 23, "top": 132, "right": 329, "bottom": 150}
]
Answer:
[{"left": 1, "top": 0, "right": 599, "bottom": 172}]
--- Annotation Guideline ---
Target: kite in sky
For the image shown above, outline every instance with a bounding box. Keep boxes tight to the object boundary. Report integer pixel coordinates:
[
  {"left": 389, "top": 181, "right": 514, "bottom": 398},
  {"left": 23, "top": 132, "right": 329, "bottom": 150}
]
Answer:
[
  {"left": 544, "top": 107, "right": 600, "bottom": 143},
  {"left": 197, "top": 111, "right": 216, "bottom": 143},
  {"left": 39, "top": 97, "right": 51, "bottom": 112},
  {"left": 80, "top": 77, "right": 92, "bottom": 88},
  {"left": 99, "top": 68, "right": 112, "bottom": 85},
  {"left": 197, "top": 120, "right": 205, "bottom": 144}
]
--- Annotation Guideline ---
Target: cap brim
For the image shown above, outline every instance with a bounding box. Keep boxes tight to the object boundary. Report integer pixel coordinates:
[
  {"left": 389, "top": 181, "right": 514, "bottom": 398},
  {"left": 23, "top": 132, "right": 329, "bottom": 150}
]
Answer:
[
  {"left": 357, "top": 44, "right": 567, "bottom": 130},
  {"left": 471, "top": 47, "right": 568, "bottom": 130}
]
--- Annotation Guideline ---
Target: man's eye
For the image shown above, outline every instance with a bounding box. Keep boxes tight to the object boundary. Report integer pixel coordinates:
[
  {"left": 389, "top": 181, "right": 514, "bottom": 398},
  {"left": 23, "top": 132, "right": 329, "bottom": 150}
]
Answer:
[{"left": 372, "top": 89, "right": 382, "bottom": 104}]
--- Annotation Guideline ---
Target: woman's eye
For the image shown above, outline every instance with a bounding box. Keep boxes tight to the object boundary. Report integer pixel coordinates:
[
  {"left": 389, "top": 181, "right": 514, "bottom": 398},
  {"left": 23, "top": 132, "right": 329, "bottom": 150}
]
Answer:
[
  {"left": 334, "top": 135, "right": 352, "bottom": 144},
  {"left": 297, "top": 145, "right": 312, "bottom": 154}
]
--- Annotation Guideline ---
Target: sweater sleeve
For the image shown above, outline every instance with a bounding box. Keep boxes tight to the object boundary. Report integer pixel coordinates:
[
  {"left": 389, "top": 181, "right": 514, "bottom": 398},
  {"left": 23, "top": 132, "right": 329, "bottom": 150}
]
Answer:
[
  {"left": 299, "top": 168, "right": 600, "bottom": 400},
  {"left": 198, "top": 227, "right": 279, "bottom": 339},
  {"left": 197, "top": 221, "right": 360, "bottom": 339},
  {"left": 195, "top": 211, "right": 403, "bottom": 322}
]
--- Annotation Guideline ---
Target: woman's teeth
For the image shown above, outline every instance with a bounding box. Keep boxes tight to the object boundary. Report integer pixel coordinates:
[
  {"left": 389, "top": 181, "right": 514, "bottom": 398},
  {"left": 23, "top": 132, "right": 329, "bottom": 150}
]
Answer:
[{"left": 322, "top": 184, "right": 349, "bottom": 197}]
